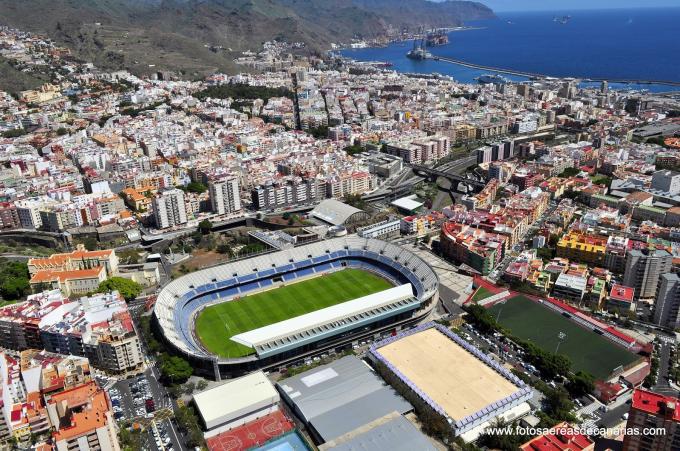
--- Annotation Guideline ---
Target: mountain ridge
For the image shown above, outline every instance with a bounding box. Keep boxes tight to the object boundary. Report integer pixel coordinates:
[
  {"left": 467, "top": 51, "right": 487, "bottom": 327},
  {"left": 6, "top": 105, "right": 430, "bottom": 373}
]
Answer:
[{"left": 0, "top": 0, "right": 494, "bottom": 76}]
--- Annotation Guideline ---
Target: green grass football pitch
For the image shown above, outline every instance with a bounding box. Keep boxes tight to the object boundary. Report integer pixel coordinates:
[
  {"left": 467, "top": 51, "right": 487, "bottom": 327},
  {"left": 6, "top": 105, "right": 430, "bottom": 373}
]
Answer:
[
  {"left": 194, "top": 268, "right": 394, "bottom": 358},
  {"left": 489, "top": 295, "right": 640, "bottom": 379}
]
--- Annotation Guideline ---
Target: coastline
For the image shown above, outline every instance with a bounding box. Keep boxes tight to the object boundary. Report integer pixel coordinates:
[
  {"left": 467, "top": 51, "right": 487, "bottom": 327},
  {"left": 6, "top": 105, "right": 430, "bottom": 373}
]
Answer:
[{"left": 339, "top": 8, "right": 680, "bottom": 92}]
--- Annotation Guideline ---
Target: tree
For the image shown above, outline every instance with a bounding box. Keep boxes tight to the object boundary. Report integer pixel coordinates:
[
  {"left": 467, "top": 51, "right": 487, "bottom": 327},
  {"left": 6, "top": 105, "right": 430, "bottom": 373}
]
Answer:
[
  {"left": 138, "top": 315, "right": 163, "bottom": 354},
  {"left": 344, "top": 193, "right": 366, "bottom": 210},
  {"left": 0, "top": 278, "right": 30, "bottom": 300},
  {"left": 464, "top": 304, "right": 500, "bottom": 334},
  {"left": 216, "top": 243, "right": 232, "bottom": 255},
  {"left": 558, "top": 167, "right": 580, "bottom": 178},
  {"left": 196, "top": 379, "right": 209, "bottom": 391},
  {"left": 307, "top": 125, "right": 329, "bottom": 139},
  {"left": 566, "top": 371, "right": 595, "bottom": 398},
  {"left": 0, "top": 260, "right": 30, "bottom": 300},
  {"left": 118, "top": 249, "right": 141, "bottom": 264},
  {"left": 175, "top": 405, "right": 205, "bottom": 448},
  {"left": 98, "top": 277, "right": 142, "bottom": 301},
  {"left": 119, "top": 426, "right": 142, "bottom": 451},
  {"left": 82, "top": 236, "right": 98, "bottom": 251},
  {"left": 198, "top": 219, "right": 213, "bottom": 235},
  {"left": 160, "top": 354, "right": 193, "bottom": 384},
  {"left": 1, "top": 128, "right": 26, "bottom": 138},
  {"left": 343, "top": 144, "right": 364, "bottom": 156},
  {"left": 477, "top": 419, "right": 532, "bottom": 451},
  {"left": 544, "top": 387, "right": 576, "bottom": 421},
  {"left": 56, "top": 127, "right": 68, "bottom": 136},
  {"left": 185, "top": 181, "right": 207, "bottom": 194}
]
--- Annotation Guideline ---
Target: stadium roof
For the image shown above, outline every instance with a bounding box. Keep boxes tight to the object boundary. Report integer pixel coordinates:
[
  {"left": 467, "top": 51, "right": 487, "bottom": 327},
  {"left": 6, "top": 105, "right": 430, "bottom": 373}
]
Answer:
[
  {"left": 311, "top": 199, "right": 365, "bottom": 226},
  {"left": 277, "top": 355, "right": 412, "bottom": 443},
  {"left": 231, "top": 284, "right": 417, "bottom": 356},
  {"left": 319, "top": 412, "right": 436, "bottom": 451},
  {"left": 193, "top": 371, "right": 279, "bottom": 430}
]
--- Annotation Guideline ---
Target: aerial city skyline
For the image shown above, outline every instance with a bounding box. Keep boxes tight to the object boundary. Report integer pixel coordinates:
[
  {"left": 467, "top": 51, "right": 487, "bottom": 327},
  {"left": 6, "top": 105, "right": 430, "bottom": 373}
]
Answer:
[{"left": 0, "top": 1, "right": 678, "bottom": 450}]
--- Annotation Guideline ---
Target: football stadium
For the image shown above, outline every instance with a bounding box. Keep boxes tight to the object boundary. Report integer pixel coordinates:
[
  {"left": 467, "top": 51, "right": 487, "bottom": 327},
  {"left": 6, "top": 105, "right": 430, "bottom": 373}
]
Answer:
[
  {"left": 154, "top": 237, "right": 439, "bottom": 378},
  {"left": 488, "top": 295, "right": 642, "bottom": 380},
  {"left": 369, "top": 322, "right": 532, "bottom": 442}
]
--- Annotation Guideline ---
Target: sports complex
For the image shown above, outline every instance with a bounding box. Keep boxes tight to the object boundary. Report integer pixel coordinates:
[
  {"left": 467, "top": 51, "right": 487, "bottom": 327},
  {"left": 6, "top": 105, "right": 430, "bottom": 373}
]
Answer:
[
  {"left": 369, "top": 322, "right": 533, "bottom": 442},
  {"left": 154, "top": 237, "right": 439, "bottom": 378},
  {"left": 488, "top": 294, "right": 643, "bottom": 380}
]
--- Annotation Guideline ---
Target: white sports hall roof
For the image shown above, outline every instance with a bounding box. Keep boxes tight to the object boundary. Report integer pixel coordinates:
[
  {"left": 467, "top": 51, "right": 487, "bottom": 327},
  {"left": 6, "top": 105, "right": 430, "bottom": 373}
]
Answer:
[{"left": 193, "top": 371, "right": 279, "bottom": 430}]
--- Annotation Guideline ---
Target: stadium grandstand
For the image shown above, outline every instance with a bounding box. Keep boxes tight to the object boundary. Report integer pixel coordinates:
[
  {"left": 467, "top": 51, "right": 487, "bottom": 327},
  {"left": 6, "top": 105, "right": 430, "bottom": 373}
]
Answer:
[{"left": 154, "top": 236, "right": 439, "bottom": 379}]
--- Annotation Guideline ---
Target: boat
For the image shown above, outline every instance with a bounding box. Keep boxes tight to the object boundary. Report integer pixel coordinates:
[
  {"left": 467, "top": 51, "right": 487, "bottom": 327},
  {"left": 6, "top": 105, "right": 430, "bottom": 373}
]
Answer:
[
  {"left": 553, "top": 15, "right": 571, "bottom": 24},
  {"left": 475, "top": 73, "right": 509, "bottom": 85},
  {"left": 406, "top": 38, "right": 432, "bottom": 60}
]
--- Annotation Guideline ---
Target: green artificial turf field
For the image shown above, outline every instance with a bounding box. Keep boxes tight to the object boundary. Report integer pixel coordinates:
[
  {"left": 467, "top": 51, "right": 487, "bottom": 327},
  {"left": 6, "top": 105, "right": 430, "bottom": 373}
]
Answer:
[
  {"left": 194, "top": 268, "right": 394, "bottom": 358},
  {"left": 489, "top": 295, "right": 640, "bottom": 379}
]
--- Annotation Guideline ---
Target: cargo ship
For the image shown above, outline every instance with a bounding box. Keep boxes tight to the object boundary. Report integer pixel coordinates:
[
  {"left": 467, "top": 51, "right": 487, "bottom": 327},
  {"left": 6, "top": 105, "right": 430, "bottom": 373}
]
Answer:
[{"left": 476, "top": 74, "right": 509, "bottom": 85}]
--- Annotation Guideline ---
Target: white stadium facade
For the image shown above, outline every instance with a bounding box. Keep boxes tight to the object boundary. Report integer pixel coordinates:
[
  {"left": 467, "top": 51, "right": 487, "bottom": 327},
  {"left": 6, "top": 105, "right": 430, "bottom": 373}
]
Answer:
[{"left": 153, "top": 236, "right": 439, "bottom": 379}]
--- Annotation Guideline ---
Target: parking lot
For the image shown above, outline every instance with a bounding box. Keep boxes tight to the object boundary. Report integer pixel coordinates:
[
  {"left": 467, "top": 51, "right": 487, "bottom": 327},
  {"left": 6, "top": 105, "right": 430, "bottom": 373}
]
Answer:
[{"left": 111, "top": 370, "right": 184, "bottom": 451}]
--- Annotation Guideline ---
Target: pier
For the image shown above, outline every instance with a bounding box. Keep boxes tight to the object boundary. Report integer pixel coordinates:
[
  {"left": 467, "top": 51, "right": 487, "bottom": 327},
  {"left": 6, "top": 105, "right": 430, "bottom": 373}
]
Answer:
[{"left": 431, "top": 55, "right": 680, "bottom": 88}]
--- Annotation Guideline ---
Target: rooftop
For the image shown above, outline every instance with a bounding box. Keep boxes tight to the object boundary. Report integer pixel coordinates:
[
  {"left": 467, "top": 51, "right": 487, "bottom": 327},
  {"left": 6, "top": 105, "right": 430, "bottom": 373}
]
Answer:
[
  {"left": 311, "top": 199, "right": 364, "bottom": 226},
  {"left": 519, "top": 422, "right": 594, "bottom": 451},
  {"left": 230, "top": 284, "right": 415, "bottom": 352},
  {"left": 276, "top": 355, "right": 412, "bottom": 443},
  {"left": 193, "top": 371, "right": 278, "bottom": 428},
  {"left": 373, "top": 326, "right": 521, "bottom": 422},
  {"left": 631, "top": 388, "right": 680, "bottom": 422},
  {"left": 319, "top": 412, "right": 436, "bottom": 451}
]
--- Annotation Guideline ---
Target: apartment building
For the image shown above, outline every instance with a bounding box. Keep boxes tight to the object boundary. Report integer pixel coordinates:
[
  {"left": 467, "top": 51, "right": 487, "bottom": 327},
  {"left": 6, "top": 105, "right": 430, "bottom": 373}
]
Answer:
[
  {"left": 556, "top": 232, "right": 607, "bottom": 266},
  {"left": 653, "top": 273, "right": 680, "bottom": 330},
  {"left": 440, "top": 222, "right": 507, "bottom": 275},
  {"left": 48, "top": 382, "right": 120, "bottom": 451},
  {"left": 0, "top": 291, "right": 143, "bottom": 374},
  {"left": 623, "top": 389, "right": 680, "bottom": 451},
  {"left": 251, "top": 178, "right": 321, "bottom": 210},
  {"left": 623, "top": 249, "right": 672, "bottom": 300},
  {"left": 209, "top": 177, "right": 242, "bottom": 216},
  {"left": 152, "top": 188, "right": 188, "bottom": 229}
]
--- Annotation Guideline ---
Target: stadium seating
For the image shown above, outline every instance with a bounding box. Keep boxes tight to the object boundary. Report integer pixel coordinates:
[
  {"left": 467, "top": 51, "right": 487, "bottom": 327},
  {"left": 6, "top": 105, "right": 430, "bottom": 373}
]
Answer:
[{"left": 155, "top": 236, "right": 439, "bottom": 361}]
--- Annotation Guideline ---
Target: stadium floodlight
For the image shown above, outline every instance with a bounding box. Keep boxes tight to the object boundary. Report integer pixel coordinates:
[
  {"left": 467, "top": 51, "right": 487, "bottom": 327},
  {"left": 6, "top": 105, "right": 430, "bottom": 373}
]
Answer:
[
  {"left": 495, "top": 300, "right": 507, "bottom": 322},
  {"left": 555, "top": 331, "right": 567, "bottom": 354}
]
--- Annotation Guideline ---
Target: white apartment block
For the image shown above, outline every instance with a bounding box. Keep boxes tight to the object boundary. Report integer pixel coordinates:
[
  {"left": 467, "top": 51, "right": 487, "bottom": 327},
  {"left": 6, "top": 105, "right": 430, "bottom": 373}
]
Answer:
[
  {"left": 209, "top": 178, "right": 242, "bottom": 215},
  {"left": 152, "top": 188, "right": 188, "bottom": 229}
]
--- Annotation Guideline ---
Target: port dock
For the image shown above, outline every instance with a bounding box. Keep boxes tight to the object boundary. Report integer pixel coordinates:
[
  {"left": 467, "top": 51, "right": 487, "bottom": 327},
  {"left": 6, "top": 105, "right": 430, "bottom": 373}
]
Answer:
[{"left": 431, "top": 55, "right": 680, "bottom": 87}]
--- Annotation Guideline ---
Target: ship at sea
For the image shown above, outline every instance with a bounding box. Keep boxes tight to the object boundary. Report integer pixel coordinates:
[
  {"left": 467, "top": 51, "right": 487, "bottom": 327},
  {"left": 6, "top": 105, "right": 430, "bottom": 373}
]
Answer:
[
  {"left": 553, "top": 15, "right": 572, "bottom": 24},
  {"left": 425, "top": 29, "right": 449, "bottom": 47},
  {"left": 475, "top": 73, "right": 509, "bottom": 85},
  {"left": 406, "top": 38, "right": 432, "bottom": 60}
]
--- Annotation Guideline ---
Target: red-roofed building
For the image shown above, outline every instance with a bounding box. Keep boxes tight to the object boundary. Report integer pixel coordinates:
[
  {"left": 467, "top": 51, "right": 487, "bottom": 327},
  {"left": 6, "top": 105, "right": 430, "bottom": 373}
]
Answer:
[
  {"left": 520, "top": 422, "right": 594, "bottom": 451},
  {"left": 623, "top": 389, "right": 680, "bottom": 451},
  {"left": 608, "top": 284, "right": 635, "bottom": 313}
]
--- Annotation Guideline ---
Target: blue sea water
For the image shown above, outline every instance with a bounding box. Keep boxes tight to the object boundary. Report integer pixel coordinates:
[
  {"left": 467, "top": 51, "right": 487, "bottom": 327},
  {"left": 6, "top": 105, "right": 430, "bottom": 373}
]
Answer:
[{"left": 340, "top": 7, "right": 680, "bottom": 92}]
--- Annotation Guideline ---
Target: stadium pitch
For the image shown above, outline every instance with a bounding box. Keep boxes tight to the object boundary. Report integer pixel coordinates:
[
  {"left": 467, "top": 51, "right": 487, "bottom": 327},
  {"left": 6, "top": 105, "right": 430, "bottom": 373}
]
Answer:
[
  {"left": 194, "top": 269, "right": 393, "bottom": 358},
  {"left": 489, "top": 295, "right": 640, "bottom": 379}
]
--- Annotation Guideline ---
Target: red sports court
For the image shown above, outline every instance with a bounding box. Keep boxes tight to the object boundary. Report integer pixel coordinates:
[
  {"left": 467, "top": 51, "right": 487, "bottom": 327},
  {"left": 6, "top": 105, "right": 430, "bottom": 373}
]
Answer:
[{"left": 206, "top": 410, "right": 294, "bottom": 451}]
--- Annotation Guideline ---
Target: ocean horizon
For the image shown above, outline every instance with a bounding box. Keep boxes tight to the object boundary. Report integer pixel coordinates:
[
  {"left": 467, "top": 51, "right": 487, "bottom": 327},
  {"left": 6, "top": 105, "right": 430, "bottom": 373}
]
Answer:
[{"left": 340, "top": 7, "right": 680, "bottom": 92}]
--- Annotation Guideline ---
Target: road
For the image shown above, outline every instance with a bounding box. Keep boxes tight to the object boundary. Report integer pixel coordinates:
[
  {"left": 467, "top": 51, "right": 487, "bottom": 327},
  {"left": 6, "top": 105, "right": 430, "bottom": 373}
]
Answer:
[
  {"left": 654, "top": 337, "right": 678, "bottom": 397},
  {"left": 127, "top": 300, "right": 187, "bottom": 451},
  {"left": 488, "top": 200, "right": 559, "bottom": 283}
]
